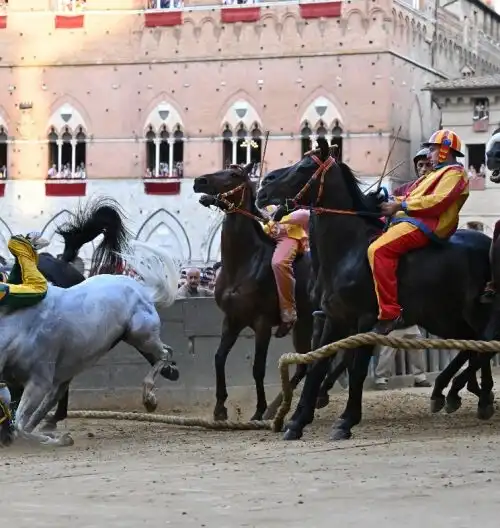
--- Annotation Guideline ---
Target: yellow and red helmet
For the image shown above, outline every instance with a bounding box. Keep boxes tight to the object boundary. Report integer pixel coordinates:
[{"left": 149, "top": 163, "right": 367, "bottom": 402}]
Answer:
[{"left": 423, "top": 129, "right": 464, "bottom": 163}]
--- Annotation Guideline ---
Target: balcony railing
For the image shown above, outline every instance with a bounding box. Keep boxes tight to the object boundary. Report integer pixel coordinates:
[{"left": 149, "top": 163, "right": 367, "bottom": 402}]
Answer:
[
  {"left": 469, "top": 177, "right": 486, "bottom": 191},
  {"left": 56, "top": 0, "right": 86, "bottom": 12},
  {"left": 147, "top": 0, "right": 183, "bottom": 9}
]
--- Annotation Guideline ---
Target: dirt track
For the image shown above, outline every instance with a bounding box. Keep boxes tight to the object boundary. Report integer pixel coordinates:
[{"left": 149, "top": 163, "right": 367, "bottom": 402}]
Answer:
[{"left": 3, "top": 386, "right": 500, "bottom": 527}]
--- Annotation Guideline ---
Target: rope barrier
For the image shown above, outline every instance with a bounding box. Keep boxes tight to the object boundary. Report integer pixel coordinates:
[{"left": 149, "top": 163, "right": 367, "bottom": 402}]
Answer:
[
  {"left": 66, "top": 410, "right": 272, "bottom": 430},
  {"left": 65, "top": 333, "right": 500, "bottom": 434},
  {"left": 272, "top": 332, "right": 500, "bottom": 432}
]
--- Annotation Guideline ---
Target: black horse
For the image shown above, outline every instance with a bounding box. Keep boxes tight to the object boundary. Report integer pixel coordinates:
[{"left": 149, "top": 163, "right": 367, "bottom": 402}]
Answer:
[
  {"left": 256, "top": 138, "right": 494, "bottom": 441},
  {"left": 193, "top": 163, "right": 314, "bottom": 421},
  {"left": 5, "top": 197, "right": 131, "bottom": 431}
]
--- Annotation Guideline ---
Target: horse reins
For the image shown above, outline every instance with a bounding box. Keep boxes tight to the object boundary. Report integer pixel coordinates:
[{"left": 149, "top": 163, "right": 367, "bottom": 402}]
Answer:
[
  {"left": 214, "top": 182, "right": 264, "bottom": 223},
  {"left": 285, "top": 152, "right": 385, "bottom": 219},
  {"left": 213, "top": 148, "right": 389, "bottom": 222}
]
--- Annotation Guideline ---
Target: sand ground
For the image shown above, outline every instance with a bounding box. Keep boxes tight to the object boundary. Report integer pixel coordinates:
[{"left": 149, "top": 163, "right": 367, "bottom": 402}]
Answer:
[{"left": 2, "top": 385, "right": 500, "bottom": 528}]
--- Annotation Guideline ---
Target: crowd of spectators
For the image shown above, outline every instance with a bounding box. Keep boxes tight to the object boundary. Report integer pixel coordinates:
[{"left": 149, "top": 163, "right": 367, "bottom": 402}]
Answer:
[
  {"left": 47, "top": 163, "right": 87, "bottom": 180},
  {"left": 144, "top": 162, "right": 184, "bottom": 179},
  {"left": 468, "top": 163, "right": 486, "bottom": 180}
]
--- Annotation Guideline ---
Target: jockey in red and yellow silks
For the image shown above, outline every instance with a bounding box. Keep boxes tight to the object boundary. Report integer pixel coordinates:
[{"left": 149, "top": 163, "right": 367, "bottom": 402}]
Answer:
[
  {"left": 262, "top": 206, "right": 310, "bottom": 337},
  {"left": 368, "top": 129, "right": 469, "bottom": 335}
]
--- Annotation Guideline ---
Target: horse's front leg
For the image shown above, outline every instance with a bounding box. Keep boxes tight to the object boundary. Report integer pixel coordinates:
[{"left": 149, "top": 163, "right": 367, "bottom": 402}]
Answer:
[
  {"left": 16, "top": 380, "right": 73, "bottom": 447},
  {"left": 214, "top": 317, "right": 245, "bottom": 421},
  {"left": 316, "top": 356, "right": 347, "bottom": 409},
  {"left": 330, "top": 345, "right": 373, "bottom": 441},
  {"left": 283, "top": 318, "right": 340, "bottom": 441},
  {"left": 264, "top": 313, "right": 312, "bottom": 420},
  {"left": 250, "top": 319, "right": 273, "bottom": 421}
]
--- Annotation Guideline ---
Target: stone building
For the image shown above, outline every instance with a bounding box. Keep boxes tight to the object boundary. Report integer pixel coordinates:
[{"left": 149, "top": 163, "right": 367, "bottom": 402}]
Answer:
[{"left": 0, "top": 0, "right": 499, "bottom": 265}]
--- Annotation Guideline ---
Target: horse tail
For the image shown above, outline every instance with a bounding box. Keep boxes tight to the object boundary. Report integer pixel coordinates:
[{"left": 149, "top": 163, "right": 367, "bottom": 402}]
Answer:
[
  {"left": 56, "top": 196, "right": 132, "bottom": 275},
  {"left": 118, "top": 240, "right": 180, "bottom": 306}
]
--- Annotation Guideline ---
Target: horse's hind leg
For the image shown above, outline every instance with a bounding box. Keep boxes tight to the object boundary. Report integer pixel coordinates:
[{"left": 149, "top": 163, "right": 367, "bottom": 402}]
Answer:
[
  {"left": 431, "top": 351, "right": 469, "bottom": 413},
  {"left": 124, "top": 307, "right": 179, "bottom": 382},
  {"left": 444, "top": 353, "right": 495, "bottom": 417},
  {"left": 477, "top": 354, "right": 495, "bottom": 420},
  {"left": 40, "top": 387, "right": 70, "bottom": 432}
]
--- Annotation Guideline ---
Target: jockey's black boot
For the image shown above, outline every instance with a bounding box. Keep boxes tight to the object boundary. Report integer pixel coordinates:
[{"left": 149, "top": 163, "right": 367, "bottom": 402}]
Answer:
[
  {"left": 0, "top": 383, "right": 14, "bottom": 446},
  {"left": 275, "top": 320, "right": 295, "bottom": 338},
  {"left": 480, "top": 282, "right": 496, "bottom": 304},
  {"left": 371, "top": 315, "right": 407, "bottom": 336}
]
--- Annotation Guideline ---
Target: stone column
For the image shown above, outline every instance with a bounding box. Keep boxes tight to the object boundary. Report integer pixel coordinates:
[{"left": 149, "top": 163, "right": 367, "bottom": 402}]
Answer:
[
  {"left": 56, "top": 139, "right": 63, "bottom": 173},
  {"left": 154, "top": 138, "right": 160, "bottom": 177},
  {"left": 245, "top": 137, "right": 251, "bottom": 164},
  {"left": 168, "top": 139, "right": 175, "bottom": 177},
  {"left": 231, "top": 138, "right": 237, "bottom": 165},
  {"left": 71, "top": 139, "right": 77, "bottom": 176}
]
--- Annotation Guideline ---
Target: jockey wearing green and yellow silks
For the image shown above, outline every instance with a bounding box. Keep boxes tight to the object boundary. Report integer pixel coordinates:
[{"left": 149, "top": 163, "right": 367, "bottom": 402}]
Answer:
[{"left": 0, "top": 232, "right": 49, "bottom": 309}]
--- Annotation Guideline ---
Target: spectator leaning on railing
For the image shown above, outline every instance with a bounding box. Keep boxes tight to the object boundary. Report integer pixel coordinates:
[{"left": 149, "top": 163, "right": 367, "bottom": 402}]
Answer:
[{"left": 47, "top": 163, "right": 87, "bottom": 180}]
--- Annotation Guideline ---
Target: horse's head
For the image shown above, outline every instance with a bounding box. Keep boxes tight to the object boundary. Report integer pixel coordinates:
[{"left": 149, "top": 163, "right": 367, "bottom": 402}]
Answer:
[
  {"left": 486, "top": 129, "right": 500, "bottom": 183},
  {"left": 193, "top": 162, "right": 256, "bottom": 209},
  {"left": 256, "top": 137, "right": 337, "bottom": 209}
]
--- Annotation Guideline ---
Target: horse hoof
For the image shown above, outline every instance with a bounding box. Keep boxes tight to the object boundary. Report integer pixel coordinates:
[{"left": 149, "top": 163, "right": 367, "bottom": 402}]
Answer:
[
  {"left": 59, "top": 433, "right": 74, "bottom": 447},
  {"left": 477, "top": 404, "right": 495, "bottom": 421},
  {"left": 143, "top": 393, "right": 157, "bottom": 413},
  {"left": 161, "top": 365, "right": 179, "bottom": 382},
  {"left": 250, "top": 411, "right": 264, "bottom": 421},
  {"left": 213, "top": 407, "right": 228, "bottom": 422},
  {"left": 263, "top": 396, "right": 283, "bottom": 421},
  {"left": 430, "top": 396, "right": 445, "bottom": 413},
  {"left": 329, "top": 428, "right": 352, "bottom": 441},
  {"left": 315, "top": 394, "right": 330, "bottom": 410},
  {"left": 445, "top": 395, "right": 462, "bottom": 414},
  {"left": 40, "top": 420, "right": 57, "bottom": 432},
  {"left": 283, "top": 427, "right": 303, "bottom": 441}
]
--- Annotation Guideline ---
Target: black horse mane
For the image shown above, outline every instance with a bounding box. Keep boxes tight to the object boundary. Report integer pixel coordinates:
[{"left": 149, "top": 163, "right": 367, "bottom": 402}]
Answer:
[
  {"left": 334, "top": 162, "right": 385, "bottom": 229},
  {"left": 246, "top": 179, "right": 276, "bottom": 246},
  {"left": 56, "top": 196, "right": 132, "bottom": 275}
]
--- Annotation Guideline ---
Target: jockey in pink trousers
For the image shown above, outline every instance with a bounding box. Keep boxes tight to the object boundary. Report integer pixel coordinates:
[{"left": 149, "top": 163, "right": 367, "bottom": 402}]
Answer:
[{"left": 262, "top": 205, "right": 310, "bottom": 337}]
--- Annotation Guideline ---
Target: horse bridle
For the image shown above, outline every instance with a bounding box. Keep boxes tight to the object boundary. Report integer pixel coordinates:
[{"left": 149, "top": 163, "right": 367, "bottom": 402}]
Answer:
[
  {"left": 283, "top": 153, "right": 383, "bottom": 218},
  {"left": 212, "top": 172, "right": 264, "bottom": 222},
  {"left": 290, "top": 154, "right": 335, "bottom": 208}
]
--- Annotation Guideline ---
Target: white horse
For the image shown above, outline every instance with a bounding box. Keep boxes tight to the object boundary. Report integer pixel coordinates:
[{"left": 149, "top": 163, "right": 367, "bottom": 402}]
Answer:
[{"left": 0, "top": 240, "right": 180, "bottom": 447}]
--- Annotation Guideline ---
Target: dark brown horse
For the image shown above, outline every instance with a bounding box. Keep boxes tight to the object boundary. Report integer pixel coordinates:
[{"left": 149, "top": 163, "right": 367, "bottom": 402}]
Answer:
[{"left": 193, "top": 163, "right": 314, "bottom": 421}]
